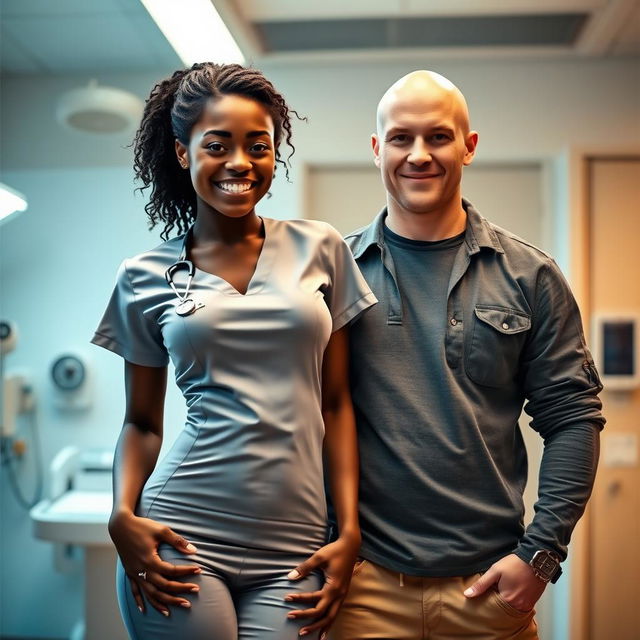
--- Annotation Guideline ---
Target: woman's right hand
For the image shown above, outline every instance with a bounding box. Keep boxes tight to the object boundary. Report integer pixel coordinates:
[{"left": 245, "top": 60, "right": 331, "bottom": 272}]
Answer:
[{"left": 108, "top": 509, "right": 201, "bottom": 616}]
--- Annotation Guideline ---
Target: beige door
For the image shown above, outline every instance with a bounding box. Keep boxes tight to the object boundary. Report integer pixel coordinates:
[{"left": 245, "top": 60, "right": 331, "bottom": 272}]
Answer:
[{"left": 587, "top": 158, "right": 640, "bottom": 640}]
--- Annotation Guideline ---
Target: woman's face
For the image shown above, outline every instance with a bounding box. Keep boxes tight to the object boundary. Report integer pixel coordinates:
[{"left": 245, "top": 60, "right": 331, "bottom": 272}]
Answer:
[{"left": 176, "top": 94, "right": 276, "bottom": 219}]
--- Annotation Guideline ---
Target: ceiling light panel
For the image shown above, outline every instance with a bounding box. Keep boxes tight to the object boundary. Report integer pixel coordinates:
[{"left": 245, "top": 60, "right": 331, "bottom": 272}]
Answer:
[{"left": 139, "top": 0, "right": 244, "bottom": 65}]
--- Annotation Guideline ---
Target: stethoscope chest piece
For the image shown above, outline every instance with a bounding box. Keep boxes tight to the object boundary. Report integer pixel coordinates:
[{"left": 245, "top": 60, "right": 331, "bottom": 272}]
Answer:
[{"left": 175, "top": 298, "right": 196, "bottom": 317}]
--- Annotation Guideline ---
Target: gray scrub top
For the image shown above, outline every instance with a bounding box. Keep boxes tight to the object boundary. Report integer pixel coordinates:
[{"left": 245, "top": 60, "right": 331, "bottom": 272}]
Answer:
[{"left": 92, "top": 217, "right": 376, "bottom": 554}]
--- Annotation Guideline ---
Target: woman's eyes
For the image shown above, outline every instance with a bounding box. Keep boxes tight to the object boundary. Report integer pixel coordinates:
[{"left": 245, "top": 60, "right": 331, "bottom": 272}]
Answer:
[{"left": 205, "top": 142, "right": 270, "bottom": 153}]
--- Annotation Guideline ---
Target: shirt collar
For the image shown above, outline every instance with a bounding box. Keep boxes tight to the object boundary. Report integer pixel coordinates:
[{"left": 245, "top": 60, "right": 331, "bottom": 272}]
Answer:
[
  {"left": 348, "top": 198, "right": 504, "bottom": 259},
  {"left": 462, "top": 198, "right": 504, "bottom": 255}
]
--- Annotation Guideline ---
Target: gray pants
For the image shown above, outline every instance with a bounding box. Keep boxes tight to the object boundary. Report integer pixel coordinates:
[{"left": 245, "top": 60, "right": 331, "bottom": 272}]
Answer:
[{"left": 117, "top": 540, "right": 323, "bottom": 639}]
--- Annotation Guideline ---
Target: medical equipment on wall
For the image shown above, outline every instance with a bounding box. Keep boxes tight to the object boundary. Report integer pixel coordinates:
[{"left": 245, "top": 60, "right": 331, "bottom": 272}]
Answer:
[
  {"left": 592, "top": 313, "right": 640, "bottom": 391},
  {"left": 50, "top": 352, "right": 93, "bottom": 410},
  {"left": 0, "top": 319, "right": 43, "bottom": 510},
  {"left": 1, "top": 320, "right": 35, "bottom": 437}
]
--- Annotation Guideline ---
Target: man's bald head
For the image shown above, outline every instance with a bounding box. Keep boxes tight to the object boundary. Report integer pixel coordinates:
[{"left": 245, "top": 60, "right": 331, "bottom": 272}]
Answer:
[
  {"left": 376, "top": 70, "right": 471, "bottom": 136},
  {"left": 371, "top": 70, "right": 478, "bottom": 223}
]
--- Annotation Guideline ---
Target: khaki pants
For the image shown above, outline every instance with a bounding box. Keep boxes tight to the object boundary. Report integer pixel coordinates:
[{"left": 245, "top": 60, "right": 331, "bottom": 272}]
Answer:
[{"left": 329, "top": 558, "right": 539, "bottom": 640}]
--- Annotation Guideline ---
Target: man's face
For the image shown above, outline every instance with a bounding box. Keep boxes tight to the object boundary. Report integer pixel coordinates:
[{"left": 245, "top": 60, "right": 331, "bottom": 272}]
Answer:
[{"left": 373, "top": 90, "right": 477, "bottom": 218}]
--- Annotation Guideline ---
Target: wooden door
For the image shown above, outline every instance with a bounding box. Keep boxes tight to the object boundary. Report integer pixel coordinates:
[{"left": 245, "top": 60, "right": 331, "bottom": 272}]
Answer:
[{"left": 588, "top": 158, "right": 640, "bottom": 640}]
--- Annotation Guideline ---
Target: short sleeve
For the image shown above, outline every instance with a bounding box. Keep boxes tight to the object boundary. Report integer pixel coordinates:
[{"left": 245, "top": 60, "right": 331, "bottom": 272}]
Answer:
[
  {"left": 323, "top": 226, "right": 377, "bottom": 332},
  {"left": 91, "top": 260, "right": 169, "bottom": 367}
]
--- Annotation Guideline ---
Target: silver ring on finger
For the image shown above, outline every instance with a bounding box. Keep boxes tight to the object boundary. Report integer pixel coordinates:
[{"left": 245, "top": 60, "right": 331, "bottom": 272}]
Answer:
[{"left": 137, "top": 571, "right": 147, "bottom": 581}]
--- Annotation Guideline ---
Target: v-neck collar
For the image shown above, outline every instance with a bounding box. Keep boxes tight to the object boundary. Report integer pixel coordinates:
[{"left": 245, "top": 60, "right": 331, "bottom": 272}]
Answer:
[{"left": 179, "top": 217, "right": 276, "bottom": 296}]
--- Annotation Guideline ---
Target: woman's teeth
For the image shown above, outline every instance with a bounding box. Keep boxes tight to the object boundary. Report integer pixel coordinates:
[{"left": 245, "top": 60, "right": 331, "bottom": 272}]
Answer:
[{"left": 217, "top": 182, "right": 252, "bottom": 193}]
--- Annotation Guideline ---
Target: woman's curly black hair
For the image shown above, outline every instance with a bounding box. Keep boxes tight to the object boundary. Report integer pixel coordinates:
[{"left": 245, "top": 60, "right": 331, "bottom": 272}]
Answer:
[{"left": 133, "top": 62, "right": 303, "bottom": 240}]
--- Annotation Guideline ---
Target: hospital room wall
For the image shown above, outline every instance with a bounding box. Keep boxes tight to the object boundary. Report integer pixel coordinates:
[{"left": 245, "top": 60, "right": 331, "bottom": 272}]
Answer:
[{"left": 1, "top": 56, "right": 639, "bottom": 639}]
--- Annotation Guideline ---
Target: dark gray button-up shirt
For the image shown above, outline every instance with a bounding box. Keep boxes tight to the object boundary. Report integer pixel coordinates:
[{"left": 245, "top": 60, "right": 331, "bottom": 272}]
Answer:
[{"left": 344, "top": 199, "right": 604, "bottom": 578}]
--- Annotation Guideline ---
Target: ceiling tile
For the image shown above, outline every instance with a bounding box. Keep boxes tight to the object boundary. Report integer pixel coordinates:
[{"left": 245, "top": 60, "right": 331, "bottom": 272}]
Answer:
[
  {"left": 0, "top": 29, "right": 46, "bottom": 73},
  {"left": 0, "top": 0, "right": 138, "bottom": 18},
  {"left": 1, "top": 13, "right": 179, "bottom": 73},
  {"left": 610, "top": 6, "right": 640, "bottom": 54}
]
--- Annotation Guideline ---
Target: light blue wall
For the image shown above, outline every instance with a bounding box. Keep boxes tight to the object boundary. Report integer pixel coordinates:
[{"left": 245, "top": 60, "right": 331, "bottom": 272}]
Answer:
[{"left": 0, "top": 166, "right": 173, "bottom": 638}]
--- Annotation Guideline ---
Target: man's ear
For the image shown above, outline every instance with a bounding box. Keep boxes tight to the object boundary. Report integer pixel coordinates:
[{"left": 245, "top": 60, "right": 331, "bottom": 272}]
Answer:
[
  {"left": 175, "top": 139, "right": 189, "bottom": 169},
  {"left": 372, "top": 134, "right": 381, "bottom": 169},
  {"left": 463, "top": 131, "right": 479, "bottom": 166}
]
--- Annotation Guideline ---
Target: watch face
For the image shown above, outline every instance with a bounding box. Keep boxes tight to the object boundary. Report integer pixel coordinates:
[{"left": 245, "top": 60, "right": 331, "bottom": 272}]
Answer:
[{"left": 533, "top": 551, "right": 559, "bottom": 578}]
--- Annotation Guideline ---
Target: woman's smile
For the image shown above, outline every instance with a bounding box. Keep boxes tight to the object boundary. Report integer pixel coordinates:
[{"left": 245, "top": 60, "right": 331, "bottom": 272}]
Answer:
[{"left": 214, "top": 180, "right": 256, "bottom": 195}]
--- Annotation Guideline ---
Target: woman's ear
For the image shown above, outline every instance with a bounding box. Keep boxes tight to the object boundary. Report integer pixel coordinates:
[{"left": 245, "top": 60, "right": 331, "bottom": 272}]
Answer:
[{"left": 175, "top": 139, "right": 189, "bottom": 169}]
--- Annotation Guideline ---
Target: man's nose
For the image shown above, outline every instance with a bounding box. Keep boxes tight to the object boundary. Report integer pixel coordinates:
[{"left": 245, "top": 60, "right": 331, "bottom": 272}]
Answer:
[{"left": 407, "top": 140, "right": 432, "bottom": 166}]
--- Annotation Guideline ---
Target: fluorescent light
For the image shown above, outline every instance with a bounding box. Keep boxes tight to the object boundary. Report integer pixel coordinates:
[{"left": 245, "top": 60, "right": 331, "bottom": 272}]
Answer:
[
  {"left": 140, "top": 0, "right": 245, "bottom": 66},
  {"left": 0, "top": 183, "right": 27, "bottom": 225}
]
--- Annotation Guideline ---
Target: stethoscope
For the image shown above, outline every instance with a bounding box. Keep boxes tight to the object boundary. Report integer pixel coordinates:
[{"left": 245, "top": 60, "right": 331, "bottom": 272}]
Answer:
[{"left": 164, "top": 228, "right": 205, "bottom": 317}]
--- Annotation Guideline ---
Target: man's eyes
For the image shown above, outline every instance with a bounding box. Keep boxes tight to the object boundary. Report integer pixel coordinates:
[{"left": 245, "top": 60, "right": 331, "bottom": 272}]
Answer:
[{"left": 387, "top": 133, "right": 451, "bottom": 144}]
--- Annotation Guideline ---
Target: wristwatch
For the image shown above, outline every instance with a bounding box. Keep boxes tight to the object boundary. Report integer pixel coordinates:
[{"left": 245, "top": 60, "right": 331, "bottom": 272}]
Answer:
[{"left": 529, "top": 550, "right": 561, "bottom": 583}]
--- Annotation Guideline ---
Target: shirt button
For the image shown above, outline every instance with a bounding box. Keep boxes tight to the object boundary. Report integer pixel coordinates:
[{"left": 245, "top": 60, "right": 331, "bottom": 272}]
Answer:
[
  {"left": 450, "top": 318, "right": 458, "bottom": 326},
  {"left": 502, "top": 322, "right": 510, "bottom": 330}
]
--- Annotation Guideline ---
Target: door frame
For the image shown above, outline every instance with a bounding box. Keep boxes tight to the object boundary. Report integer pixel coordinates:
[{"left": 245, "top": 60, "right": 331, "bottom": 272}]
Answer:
[{"left": 566, "top": 146, "right": 640, "bottom": 640}]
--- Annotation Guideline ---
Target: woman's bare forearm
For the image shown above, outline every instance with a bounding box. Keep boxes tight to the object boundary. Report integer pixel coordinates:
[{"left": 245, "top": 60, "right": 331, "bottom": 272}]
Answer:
[
  {"left": 111, "top": 424, "right": 162, "bottom": 518},
  {"left": 322, "top": 326, "right": 360, "bottom": 542},
  {"left": 110, "top": 361, "right": 167, "bottom": 521},
  {"left": 323, "top": 400, "right": 360, "bottom": 541}
]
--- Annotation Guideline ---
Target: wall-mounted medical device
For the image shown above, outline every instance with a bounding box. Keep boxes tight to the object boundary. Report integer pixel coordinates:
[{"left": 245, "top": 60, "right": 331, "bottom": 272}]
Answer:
[
  {"left": 50, "top": 353, "right": 92, "bottom": 410},
  {"left": 0, "top": 320, "right": 18, "bottom": 355},
  {"left": 592, "top": 314, "right": 640, "bottom": 390},
  {"left": 1, "top": 320, "right": 35, "bottom": 439}
]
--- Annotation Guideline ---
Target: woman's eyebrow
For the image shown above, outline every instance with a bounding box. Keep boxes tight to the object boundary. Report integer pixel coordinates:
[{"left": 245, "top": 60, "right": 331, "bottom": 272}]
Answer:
[
  {"left": 201, "top": 129, "right": 271, "bottom": 138},
  {"left": 247, "top": 130, "right": 271, "bottom": 138},
  {"left": 203, "top": 129, "right": 231, "bottom": 137}
]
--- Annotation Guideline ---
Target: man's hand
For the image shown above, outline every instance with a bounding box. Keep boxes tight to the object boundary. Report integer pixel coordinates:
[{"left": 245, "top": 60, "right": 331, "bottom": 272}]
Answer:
[
  {"left": 463, "top": 553, "right": 547, "bottom": 613},
  {"left": 284, "top": 535, "right": 360, "bottom": 638}
]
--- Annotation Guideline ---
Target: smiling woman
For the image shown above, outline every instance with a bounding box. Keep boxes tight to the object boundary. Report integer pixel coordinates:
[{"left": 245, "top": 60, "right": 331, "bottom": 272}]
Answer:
[
  {"left": 91, "top": 62, "right": 376, "bottom": 640},
  {"left": 133, "top": 63, "right": 298, "bottom": 240},
  {"left": 175, "top": 94, "right": 276, "bottom": 230}
]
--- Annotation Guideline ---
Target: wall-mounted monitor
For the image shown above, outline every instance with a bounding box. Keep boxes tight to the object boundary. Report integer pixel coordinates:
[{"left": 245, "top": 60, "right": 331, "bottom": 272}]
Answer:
[{"left": 592, "top": 314, "right": 640, "bottom": 390}]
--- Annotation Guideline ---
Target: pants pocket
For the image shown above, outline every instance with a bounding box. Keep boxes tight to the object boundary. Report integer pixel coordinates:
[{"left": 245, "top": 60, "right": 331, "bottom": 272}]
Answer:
[
  {"left": 351, "top": 557, "right": 368, "bottom": 577},
  {"left": 490, "top": 588, "right": 535, "bottom": 617}
]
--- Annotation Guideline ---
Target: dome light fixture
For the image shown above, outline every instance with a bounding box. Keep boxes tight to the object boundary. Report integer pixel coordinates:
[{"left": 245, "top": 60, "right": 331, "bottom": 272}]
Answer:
[{"left": 56, "top": 80, "right": 144, "bottom": 134}]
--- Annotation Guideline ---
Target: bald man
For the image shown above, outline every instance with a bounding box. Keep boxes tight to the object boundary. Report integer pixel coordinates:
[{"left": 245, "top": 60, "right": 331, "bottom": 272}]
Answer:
[{"left": 326, "top": 71, "right": 604, "bottom": 638}]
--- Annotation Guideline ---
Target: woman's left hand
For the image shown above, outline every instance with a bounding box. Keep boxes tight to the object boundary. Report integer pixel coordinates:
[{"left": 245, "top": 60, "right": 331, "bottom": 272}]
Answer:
[{"left": 284, "top": 534, "right": 360, "bottom": 638}]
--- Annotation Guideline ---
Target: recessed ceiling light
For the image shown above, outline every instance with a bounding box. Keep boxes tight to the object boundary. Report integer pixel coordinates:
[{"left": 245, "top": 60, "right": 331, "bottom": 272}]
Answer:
[{"left": 56, "top": 81, "right": 144, "bottom": 134}]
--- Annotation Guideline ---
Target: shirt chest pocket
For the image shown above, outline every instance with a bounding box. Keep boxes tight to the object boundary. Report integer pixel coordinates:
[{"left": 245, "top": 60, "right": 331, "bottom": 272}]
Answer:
[{"left": 465, "top": 305, "right": 531, "bottom": 387}]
